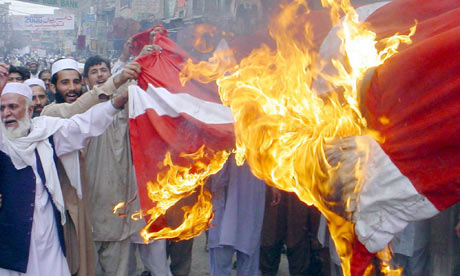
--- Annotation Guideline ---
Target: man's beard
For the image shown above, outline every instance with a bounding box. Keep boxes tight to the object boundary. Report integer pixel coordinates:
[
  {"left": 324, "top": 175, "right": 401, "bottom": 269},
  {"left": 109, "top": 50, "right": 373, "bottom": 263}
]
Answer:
[
  {"left": 55, "top": 89, "right": 82, "bottom": 103},
  {"left": 1, "top": 111, "right": 32, "bottom": 139},
  {"left": 33, "top": 105, "right": 44, "bottom": 118}
]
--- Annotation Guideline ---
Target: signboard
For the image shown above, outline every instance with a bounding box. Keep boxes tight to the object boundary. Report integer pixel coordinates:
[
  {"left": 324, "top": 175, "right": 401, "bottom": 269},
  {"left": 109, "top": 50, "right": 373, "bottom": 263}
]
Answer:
[
  {"left": 12, "top": 15, "right": 75, "bottom": 31},
  {"left": 16, "top": 0, "right": 79, "bottom": 9}
]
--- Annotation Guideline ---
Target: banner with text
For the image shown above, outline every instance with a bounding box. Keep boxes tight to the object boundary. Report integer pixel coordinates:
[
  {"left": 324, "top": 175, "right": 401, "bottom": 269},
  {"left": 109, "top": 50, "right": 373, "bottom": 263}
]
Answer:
[{"left": 12, "top": 15, "right": 75, "bottom": 31}]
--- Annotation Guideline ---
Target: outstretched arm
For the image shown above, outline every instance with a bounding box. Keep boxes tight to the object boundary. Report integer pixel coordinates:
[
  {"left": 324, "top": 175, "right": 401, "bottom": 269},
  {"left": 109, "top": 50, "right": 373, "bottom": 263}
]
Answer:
[
  {"left": 42, "top": 62, "right": 140, "bottom": 118},
  {"left": 52, "top": 85, "right": 130, "bottom": 157}
]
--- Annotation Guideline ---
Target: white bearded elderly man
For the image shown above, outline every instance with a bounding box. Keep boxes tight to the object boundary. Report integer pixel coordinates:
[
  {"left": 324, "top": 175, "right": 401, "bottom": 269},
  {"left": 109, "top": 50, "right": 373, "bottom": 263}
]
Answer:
[{"left": 0, "top": 62, "right": 133, "bottom": 276}]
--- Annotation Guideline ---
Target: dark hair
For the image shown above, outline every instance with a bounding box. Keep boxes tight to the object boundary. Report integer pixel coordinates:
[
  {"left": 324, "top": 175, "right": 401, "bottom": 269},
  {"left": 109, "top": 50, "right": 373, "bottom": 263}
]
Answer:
[
  {"left": 8, "top": 66, "right": 30, "bottom": 80},
  {"left": 83, "top": 55, "right": 111, "bottom": 78},
  {"left": 38, "top": 69, "right": 51, "bottom": 79}
]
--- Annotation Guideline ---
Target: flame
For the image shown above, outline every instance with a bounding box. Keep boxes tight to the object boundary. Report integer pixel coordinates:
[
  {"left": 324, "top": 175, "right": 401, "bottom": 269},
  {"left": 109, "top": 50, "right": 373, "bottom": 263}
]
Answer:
[
  {"left": 137, "top": 145, "right": 231, "bottom": 241},
  {"left": 113, "top": 202, "right": 126, "bottom": 214},
  {"left": 179, "top": 0, "right": 415, "bottom": 275},
  {"left": 377, "top": 246, "right": 403, "bottom": 276},
  {"left": 193, "top": 24, "right": 218, "bottom": 53}
]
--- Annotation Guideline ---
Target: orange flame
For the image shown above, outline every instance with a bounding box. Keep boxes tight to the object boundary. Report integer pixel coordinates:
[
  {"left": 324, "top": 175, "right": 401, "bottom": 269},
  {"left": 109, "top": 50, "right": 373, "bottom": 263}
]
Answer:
[
  {"left": 377, "top": 246, "right": 403, "bottom": 276},
  {"left": 113, "top": 202, "right": 126, "bottom": 214},
  {"left": 193, "top": 24, "right": 218, "bottom": 53},
  {"left": 135, "top": 146, "right": 231, "bottom": 241},
  {"left": 179, "top": 0, "right": 415, "bottom": 275}
]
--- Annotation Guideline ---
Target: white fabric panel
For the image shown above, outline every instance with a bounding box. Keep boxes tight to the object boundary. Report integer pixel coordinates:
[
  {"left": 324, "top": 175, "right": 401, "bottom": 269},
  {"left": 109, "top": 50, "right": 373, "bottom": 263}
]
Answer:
[
  {"left": 128, "top": 84, "right": 234, "bottom": 124},
  {"left": 353, "top": 136, "right": 439, "bottom": 253}
]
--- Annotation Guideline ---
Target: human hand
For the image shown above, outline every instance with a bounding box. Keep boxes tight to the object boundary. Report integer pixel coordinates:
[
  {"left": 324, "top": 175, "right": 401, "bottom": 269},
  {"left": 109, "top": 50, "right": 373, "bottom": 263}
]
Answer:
[
  {"left": 114, "top": 62, "right": 141, "bottom": 88},
  {"left": 149, "top": 26, "right": 165, "bottom": 44},
  {"left": 111, "top": 83, "right": 131, "bottom": 109},
  {"left": 136, "top": 44, "right": 162, "bottom": 59},
  {"left": 0, "top": 63, "right": 10, "bottom": 93}
]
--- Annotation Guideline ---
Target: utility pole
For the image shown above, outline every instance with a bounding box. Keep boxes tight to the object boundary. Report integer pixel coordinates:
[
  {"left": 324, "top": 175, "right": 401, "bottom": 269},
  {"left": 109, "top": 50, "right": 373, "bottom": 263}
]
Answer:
[{"left": 0, "top": 3, "right": 11, "bottom": 56}]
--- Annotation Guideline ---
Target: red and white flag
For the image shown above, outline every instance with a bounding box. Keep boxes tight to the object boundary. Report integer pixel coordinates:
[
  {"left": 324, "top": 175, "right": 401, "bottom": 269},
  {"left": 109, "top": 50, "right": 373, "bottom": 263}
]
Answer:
[
  {"left": 128, "top": 0, "right": 460, "bottom": 273},
  {"left": 128, "top": 29, "right": 234, "bottom": 228}
]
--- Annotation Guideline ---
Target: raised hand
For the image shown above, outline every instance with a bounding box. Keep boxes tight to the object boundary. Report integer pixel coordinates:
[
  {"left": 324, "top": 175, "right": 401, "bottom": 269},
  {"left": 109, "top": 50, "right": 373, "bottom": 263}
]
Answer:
[
  {"left": 0, "top": 63, "right": 10, "bottom": 93},
  {"left": 113, "top": 62, "right": 141, "bottom": 88}
]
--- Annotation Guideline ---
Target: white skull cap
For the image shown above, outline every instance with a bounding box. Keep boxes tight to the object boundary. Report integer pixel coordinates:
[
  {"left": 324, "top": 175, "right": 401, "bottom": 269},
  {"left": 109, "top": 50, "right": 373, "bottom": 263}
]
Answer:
[
  {"left": 51, "top": 58, "right": 79, "bottom": 76},
  {"left": 2, "top": 83, "right": 33, "bottom": 100},
  {"left": 24, "top": 78, "right": 46, "bottom": 91}
]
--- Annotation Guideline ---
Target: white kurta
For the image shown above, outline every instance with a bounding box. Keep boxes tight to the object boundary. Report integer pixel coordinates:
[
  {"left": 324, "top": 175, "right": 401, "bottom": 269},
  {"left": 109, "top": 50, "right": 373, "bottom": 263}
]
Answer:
[
  {"left": 0, "top": 101, "right": 119, "bottom": 276},
  {"left": 0, "top": 165, "right": 71, "bottom": 276}
]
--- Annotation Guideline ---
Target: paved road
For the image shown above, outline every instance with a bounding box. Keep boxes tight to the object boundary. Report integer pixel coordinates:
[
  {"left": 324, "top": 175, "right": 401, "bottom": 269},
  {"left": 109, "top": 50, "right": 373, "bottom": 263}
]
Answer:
[
  {"left": 133, "top": 232, "right": 290, "bottom": 275},
  {"left": 189, "top": 233, "right": 290, "bottom": 276}
]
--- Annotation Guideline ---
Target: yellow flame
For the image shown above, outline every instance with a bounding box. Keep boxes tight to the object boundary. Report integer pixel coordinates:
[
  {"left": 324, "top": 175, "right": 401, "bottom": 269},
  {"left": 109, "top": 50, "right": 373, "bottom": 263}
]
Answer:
[
  {"left": 138, "top": 146, "right": 231, "bottom": 242},
  {"left": 113, "top": 202, "right": 126, "bottom": 214},
  {"left": 377, "top": 246, "right": 403, "bottom": 276},
  {"left": 179, "top": 0, "right": 415, "bottom": 275},
  {"left": 193, "top": 24, "right": 218, "bottom": 53}
]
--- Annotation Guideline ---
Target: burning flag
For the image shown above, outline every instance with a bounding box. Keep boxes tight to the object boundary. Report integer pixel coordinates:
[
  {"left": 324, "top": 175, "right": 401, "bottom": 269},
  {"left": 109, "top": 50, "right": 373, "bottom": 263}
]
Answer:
[
  {"left": 178, "top": 0, "right": 460, "bottom": 275},
  {"left": 126, "top": 27, "right": 235, "bottom": 241}
]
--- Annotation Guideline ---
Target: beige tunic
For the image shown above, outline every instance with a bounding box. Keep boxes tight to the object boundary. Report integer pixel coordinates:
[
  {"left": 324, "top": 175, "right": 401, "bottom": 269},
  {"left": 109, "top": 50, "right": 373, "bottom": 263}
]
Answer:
[
  {"left": 40, "top": 77, "right": 117, "bottom": 276},
  {"left": 83, "top": 106, "right": 143, "bottom": 242}
]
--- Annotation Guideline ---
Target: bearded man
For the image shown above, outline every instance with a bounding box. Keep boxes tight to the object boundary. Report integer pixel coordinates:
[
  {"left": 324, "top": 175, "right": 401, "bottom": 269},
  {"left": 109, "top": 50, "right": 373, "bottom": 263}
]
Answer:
[
  {"left": 24, "top": 78, "right": 48, "bottom": 117},
  {"left": 27, "top": 61, "right": 39, "bottom": 79},
  {"left": 0, "top": 62, "right": 132, "bottom": 275},
  {"left": 39, "top": 58, "right": 140, "bottom": 276},
  {"left": 38, "top": 70, "right": 54, "bottom": 103}
]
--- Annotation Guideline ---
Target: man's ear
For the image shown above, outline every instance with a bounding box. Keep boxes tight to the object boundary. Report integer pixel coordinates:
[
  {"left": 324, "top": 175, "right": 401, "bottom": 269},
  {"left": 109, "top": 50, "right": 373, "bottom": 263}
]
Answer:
[
  {"left": 50, "top": 83, "right": 56, "bottom": 93},
  {"left": 28, "top": 104, "right": 34, "bottom": 118}
]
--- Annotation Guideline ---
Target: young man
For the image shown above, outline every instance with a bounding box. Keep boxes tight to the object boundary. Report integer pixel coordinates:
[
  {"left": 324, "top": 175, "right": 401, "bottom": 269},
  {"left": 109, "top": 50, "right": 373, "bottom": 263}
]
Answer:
[
  {"left": 83, "top": 55, "right": 112, "bottom": 99},
  {"left": 0, "top": 63, "right": 132, "bottom": 275},
  {"left": 24, "top": 78, "right": 48, "bottom": 117},
  {"left": 50, "top": 59, "right": 83, "bottom": 103},
  {"left": 83, "top": 55, "right": 172, "bottom": 276},
  {"left": 7, "top": 66, "right": 30, "bottom": 83}
]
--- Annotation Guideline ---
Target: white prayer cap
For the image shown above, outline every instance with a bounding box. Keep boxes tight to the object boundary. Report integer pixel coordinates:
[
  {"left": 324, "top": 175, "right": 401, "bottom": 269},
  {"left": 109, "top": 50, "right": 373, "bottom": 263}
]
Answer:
[
  {"left": 24, "top": 78, "right": 46, "bottom": 91},
  {"left": 51, "top": 58, "right": 79, "bottom": 76},
  {"left": 1, "top": 83, "right": 33, "bottom": 100}
]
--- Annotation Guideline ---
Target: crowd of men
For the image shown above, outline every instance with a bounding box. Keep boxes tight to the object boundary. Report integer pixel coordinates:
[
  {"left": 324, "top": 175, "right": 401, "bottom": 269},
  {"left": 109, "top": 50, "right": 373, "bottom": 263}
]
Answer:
[{"left": 1, "top": 32, "right": 460, "bottom": 276}]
